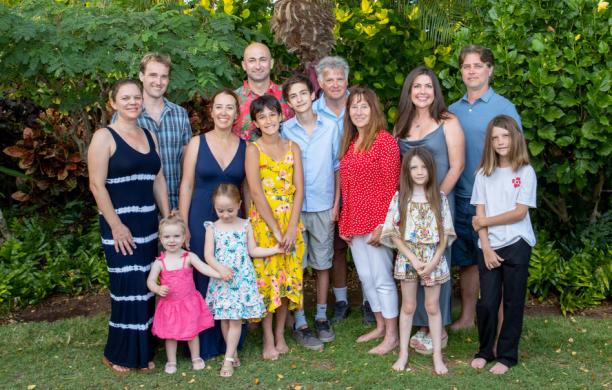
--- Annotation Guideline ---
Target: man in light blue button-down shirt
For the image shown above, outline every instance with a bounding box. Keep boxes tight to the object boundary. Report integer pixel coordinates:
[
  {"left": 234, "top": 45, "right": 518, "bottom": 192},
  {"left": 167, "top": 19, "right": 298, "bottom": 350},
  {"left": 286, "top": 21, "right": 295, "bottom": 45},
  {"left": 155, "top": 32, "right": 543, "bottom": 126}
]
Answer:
[
  {"left": 282, "top": 74, "right": 341, "bottom": 348},
  {"left": 448, "top": 45, "right": 522, "bottom": 332}
]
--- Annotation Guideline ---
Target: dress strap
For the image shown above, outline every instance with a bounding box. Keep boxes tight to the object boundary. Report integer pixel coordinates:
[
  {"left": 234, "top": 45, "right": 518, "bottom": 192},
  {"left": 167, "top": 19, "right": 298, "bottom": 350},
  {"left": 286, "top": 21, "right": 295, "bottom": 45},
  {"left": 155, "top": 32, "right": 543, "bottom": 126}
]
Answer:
[
  {"left": 180, "top": 251, "right": 189, "bottom": 268},
  {"left": 204, "top": 221, "right": 214, "bottom": 231},
  {"left": 156, "top": 251, "right": 167, "bottom": 271},
  {"left": 243, "top": 218, "right": 251, "bottom": 230},
  {"left": 252, "top": 141, "right": 263, "bottom": 152}
]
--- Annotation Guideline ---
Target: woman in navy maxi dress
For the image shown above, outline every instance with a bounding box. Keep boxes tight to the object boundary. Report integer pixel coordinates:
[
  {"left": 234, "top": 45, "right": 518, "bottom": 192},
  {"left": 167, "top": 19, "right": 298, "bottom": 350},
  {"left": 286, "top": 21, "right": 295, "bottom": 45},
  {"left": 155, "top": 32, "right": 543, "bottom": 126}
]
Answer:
[
  {"left": 179, "top": 89, "right": 247, "bottom": 360},
  {"left": 88, "top": 80, "right": 169, "bottom": 371}
]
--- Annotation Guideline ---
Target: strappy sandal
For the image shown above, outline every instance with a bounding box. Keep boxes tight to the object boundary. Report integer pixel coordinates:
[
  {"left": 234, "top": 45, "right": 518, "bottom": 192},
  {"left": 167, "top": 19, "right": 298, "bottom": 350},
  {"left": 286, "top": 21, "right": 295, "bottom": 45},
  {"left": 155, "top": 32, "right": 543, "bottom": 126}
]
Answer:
[
  {"left": 220, "top": 357, "right": 235, "bottom": 378},
  {"left": 192, "top": 357, "right": 205, "bottom": 371},
  {"left": 164, "top": 362, "right": 177, "bottom": 374}
]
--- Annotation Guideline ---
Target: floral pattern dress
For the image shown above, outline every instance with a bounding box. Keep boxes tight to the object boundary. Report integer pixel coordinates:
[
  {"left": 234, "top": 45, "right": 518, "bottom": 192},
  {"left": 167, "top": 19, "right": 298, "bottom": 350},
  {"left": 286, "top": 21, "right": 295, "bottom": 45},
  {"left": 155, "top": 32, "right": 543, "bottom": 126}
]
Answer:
[
  {"left": 205, "top": 219, "right": 267, "bottom": 320},
  {"left": 249, "top": 141, "right": 304, "bottom": 314},
  {"left": 380, "top": 191, "right": 456, "bottom": 286}
]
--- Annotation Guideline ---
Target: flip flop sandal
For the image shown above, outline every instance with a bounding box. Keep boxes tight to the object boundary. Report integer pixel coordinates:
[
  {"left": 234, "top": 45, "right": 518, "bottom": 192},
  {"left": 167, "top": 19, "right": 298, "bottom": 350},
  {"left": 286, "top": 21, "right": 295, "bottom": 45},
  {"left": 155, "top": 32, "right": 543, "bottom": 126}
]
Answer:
[
  {"left": 164, "top": 362, "right": 177, "bottom": 374},
  {"left": 139, "top": 361, "right": 155, "bottom": 373},
  {"left": 192, "top": 358, "right": 205, "bottom": 370},
  {"left": 220, "top": 357, "right": 235, "bottom": 378},
  {"left": 414, "top": 334, "right": 449, "bottom": 355},
  {"left": 102, "top": 356, "right": 132, "bottom": 374},
  {"left": 409, "top": 330, "right": 427, "bottom": 349}
]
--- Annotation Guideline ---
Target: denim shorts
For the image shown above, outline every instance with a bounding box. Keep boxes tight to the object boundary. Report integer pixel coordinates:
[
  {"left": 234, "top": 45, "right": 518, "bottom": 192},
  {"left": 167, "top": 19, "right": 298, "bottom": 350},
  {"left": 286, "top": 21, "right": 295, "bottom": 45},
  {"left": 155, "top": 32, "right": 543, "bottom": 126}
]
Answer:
[{"left": 451, "top": 196, "right": 479, "bottom": 267}]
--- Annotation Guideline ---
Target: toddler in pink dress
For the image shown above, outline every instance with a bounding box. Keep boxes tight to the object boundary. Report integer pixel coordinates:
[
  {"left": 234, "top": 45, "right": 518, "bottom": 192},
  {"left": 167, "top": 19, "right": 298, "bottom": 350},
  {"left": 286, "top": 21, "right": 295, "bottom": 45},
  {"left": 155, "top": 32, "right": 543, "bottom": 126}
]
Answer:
[{"left": 147, "top": 212, "right": 232, "bottom": 374}]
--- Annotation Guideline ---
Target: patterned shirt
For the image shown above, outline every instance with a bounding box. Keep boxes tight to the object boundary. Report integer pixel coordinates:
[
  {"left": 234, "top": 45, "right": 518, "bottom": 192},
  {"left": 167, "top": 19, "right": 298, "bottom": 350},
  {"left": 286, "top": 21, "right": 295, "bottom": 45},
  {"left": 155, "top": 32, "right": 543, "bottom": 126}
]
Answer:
[
  {"left": 339, "top": 130, "right": 400, "bottom": 237},
  {"left": 113, "top": 98, "right": 192, "bottom": 209},
  {"left": 233, "top": 80, "right": 294, "bottom": 142}
]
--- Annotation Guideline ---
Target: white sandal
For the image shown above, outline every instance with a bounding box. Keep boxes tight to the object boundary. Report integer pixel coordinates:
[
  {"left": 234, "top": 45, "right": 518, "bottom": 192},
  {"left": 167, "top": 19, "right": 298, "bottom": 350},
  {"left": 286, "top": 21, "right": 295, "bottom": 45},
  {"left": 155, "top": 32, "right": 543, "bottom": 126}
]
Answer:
[
  {"left": 192, "top": 357, "right": 205, "bottom": 370},
  {"left": 164, "top": 362, "right": 177, "bottom": 374}
]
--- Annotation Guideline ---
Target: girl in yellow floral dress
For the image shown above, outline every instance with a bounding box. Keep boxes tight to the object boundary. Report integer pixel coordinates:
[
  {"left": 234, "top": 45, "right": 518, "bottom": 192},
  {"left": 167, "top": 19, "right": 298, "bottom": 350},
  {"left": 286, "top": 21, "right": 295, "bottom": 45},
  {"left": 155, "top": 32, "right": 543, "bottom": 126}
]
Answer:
[{"left": 245, "top": 95, "right": 305, "bottom": 361}]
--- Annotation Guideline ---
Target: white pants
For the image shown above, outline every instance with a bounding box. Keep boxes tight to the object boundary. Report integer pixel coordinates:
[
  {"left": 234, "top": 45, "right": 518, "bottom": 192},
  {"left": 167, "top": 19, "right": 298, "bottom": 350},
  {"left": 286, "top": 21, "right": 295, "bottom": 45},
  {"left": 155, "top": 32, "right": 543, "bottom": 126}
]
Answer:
[{"left": 351, "top": 233, "right": 398, "bottom": 319}]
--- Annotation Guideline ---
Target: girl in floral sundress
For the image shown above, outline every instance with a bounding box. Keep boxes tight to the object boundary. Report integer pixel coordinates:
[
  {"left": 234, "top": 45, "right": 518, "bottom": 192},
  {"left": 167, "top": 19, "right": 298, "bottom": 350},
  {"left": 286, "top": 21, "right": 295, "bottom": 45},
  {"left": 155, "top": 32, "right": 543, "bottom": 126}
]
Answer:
[
  {"left": 245, "top": 95, "right": 305, "bottom": 361},
  {"left": 205, "top": 183, "right": 282, "bottom": 377},
  {"left": 380, "top": 147, "right": 456, "bottom": 375}
]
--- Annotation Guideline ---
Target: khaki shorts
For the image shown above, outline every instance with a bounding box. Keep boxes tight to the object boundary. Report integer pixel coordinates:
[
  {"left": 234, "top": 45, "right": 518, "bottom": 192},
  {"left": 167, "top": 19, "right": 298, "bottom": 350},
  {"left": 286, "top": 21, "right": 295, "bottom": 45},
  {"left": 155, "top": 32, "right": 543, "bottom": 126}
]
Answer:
[{"left": 301, "top": 209, "right": 334, "bottom": 270}]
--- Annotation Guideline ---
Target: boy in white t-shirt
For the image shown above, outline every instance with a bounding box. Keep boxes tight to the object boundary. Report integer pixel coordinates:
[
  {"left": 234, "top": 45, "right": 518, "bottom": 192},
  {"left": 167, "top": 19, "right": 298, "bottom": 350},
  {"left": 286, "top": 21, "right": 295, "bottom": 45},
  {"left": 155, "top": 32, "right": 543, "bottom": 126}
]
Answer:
[{"left": 469, "top": 115, "right": 537, "bottom": 375}]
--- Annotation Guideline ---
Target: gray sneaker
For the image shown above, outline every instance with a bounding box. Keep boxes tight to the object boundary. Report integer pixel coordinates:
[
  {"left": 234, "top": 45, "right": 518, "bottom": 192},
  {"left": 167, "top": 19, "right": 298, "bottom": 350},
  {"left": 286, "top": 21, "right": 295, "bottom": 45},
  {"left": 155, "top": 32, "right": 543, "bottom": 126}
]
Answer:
[
  {"left": 314, "top": 319, "right": 335, "bottom": 342},
  {"left": 292, "top": 326, "right": 324, "bottom": 350}
]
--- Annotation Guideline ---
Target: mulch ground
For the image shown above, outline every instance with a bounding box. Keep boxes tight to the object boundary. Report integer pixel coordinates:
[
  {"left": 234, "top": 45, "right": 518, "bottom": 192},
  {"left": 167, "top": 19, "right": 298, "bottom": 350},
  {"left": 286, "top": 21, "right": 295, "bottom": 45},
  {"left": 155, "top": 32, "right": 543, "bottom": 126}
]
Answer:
[{"left": 1, "top": 272, "right": 610, "bottom": 325}]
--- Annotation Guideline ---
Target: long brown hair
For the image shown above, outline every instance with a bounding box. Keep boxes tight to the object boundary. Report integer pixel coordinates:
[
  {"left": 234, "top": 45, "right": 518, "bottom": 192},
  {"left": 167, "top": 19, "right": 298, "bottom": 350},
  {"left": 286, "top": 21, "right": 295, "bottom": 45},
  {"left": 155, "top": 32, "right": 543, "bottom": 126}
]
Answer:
[
  {"left": 393, "top": 66, "right": 450, "bottom": 139},
  {"left": 398, "top": 148, "right": 444, "bottom": 240},
  {"left": 479, "top": 115, "right": 529, "bottom": 176},
  {"left": 340, "top": 86, "right": 386, "bottom": 158}
]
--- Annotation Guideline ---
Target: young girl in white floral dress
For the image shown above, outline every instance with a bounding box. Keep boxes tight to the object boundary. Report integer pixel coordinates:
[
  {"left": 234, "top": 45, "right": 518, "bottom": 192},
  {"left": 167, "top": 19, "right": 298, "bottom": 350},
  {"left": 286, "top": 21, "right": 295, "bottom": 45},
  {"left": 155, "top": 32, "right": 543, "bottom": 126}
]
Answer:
[
  {"left": 380, "top": 147, "right": 455, "bottom": 375},
  {"left": 204, "top": 183, "right": 282, "bottom": 377}
]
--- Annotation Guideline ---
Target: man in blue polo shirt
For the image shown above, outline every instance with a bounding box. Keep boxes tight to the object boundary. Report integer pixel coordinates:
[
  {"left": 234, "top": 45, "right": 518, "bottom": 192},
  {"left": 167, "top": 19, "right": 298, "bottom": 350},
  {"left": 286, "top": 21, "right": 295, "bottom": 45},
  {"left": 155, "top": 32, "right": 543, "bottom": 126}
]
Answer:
[{"left": 449, "top": 45, "right": 522, "bottom": 330}]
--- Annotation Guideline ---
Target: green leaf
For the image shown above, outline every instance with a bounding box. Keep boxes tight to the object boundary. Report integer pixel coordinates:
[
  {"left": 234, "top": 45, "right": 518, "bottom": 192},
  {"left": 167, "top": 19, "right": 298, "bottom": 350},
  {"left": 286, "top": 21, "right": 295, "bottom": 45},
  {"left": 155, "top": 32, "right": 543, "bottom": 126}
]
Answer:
[
  {"left": 537, "top": 124, "right": 557, "bottom": 140},
  {"left": 598, "top": 41, "right": 609, "bottom": 55},
  {"left": 531, "top": 38, "right": 545, "bottom": 52},
  {"left": 555, "top": 136, "right": 574, "bottom": 147},
  {"left": 528, "top": 140, "right": 545, "bottom": 156},
  {"left": 542, "top": 106, "right": 564, "bottom": 122}
]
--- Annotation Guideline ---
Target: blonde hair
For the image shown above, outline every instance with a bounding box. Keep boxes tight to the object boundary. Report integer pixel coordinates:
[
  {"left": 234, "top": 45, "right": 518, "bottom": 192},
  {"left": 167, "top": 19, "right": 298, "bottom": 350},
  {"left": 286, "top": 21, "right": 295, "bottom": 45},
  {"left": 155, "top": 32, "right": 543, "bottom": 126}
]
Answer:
[
  {"left": 340, "top": 86, "right": 387, "bottom": 158},
  {"left": 139, "top": 52, "right": 172, "bottom": 74},
  {"left": 158, "top": 210, "right": 187, "bottom": 235},
  {"left": 398, "top": 148, "right": 443, "bottom": 240},
  {"left": 212, "top": 183, "right": 242, "bottom": 205},
  {"left": 479, "top": 115, "right": 529, "bottom": 176}
]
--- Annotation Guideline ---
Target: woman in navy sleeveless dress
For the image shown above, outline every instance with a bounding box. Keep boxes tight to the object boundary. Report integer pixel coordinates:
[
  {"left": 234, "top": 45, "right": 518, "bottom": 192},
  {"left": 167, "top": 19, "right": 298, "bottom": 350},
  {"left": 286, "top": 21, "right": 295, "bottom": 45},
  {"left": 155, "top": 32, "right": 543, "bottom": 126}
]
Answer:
[
  {"left": 88, "top": 80, "right": 169, "bottom": 371},
  {"left": 179, "top": 89, "right": 247, "bottom": 360},
  {"left": 393, "top": 67, "right": 465, "bottom": 351}
]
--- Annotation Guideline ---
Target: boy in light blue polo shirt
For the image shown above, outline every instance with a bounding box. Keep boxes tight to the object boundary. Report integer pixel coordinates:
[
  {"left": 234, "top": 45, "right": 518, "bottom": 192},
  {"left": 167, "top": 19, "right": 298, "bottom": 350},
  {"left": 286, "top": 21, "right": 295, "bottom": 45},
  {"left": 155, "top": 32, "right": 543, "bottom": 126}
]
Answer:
[{"left": 282, "top": 74, "right": 341, "bottom": 348}]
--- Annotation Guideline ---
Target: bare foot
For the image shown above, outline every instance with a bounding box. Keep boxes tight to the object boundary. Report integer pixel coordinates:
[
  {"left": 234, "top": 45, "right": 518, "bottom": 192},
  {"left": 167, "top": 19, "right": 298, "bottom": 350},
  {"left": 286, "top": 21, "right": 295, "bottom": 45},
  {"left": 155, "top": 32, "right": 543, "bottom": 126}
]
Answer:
[
  {"left": 433, "top": 353, "right": 448, "bottom": 375},
  {"left": 356, "top": 327, "right": 385, "bottom": 343},
  {"left": 275, "top": 341, "right": 290, "bottom": 354},
  {"left": 392, "top": 352, "right": 409, "bottom": 371},
  {"left": 470, "top": 357, "right": 487, "bottom": 369},
  {"left": 489, "top": 362, "right": 509, "bottom": 375},
  {"left": 262, "top": 345, "right": 279, "bottom": 361},
  {"left": 450, "top": 319, "right": 474, "bottom": 331},
  {"left": 369, "top": 338, "right": 399, "bottom": 355},
  {"left": 102, "top": 357, "right": 131, "bottom": 373}
]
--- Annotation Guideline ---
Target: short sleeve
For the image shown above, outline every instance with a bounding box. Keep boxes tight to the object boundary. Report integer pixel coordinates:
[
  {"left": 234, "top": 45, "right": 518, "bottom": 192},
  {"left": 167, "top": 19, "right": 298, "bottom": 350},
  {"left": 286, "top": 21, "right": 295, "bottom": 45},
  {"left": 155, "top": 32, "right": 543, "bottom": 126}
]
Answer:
[
  {"left": 181, "top": 108, "right": 192, "bottom": 145},
  {"left": 470, "top": 170, "right": 486, "bottom": 205},
  {"left": 441, "top": 194, "right": 456, "bottom": 247},
  {"left": 380, "top": 191, "right": 401, "bottom": 248},
  {"left": 332, "top": 123, "right": 341, "bottom": 172},
  {"left": 517, "top": 165, "right": 537, "bottom": 208}
]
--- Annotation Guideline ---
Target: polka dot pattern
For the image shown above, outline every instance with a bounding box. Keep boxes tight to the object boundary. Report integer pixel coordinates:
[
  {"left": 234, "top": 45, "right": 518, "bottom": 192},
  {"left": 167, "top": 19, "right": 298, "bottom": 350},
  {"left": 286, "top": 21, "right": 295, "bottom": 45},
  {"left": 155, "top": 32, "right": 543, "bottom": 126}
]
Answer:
[{"left": 339, "top": 130, "right": 401, "bottom": 237}]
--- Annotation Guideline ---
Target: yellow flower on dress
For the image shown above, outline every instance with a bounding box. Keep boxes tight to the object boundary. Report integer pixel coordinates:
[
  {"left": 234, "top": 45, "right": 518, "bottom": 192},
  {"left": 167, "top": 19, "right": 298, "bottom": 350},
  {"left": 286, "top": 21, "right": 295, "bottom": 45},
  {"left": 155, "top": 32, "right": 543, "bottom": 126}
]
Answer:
[{"left": 249, "top": 142, "right": 304, "bottom": 317}]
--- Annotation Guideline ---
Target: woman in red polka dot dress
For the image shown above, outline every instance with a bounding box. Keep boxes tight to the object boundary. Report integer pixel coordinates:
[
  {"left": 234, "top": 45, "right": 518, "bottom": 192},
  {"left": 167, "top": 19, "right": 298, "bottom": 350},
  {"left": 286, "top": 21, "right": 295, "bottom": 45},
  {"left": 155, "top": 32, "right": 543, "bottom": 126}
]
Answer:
[{"left": 338, "top": 86, "right": 401, "bottom": 355}]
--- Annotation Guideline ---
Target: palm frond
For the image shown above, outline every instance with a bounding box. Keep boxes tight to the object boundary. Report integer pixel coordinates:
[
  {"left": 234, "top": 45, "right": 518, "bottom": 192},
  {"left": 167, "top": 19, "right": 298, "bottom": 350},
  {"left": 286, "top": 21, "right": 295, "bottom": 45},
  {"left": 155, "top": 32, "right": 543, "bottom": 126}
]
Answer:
[{"left": 393, "top": 0, "right": 472, "bottom": 44}]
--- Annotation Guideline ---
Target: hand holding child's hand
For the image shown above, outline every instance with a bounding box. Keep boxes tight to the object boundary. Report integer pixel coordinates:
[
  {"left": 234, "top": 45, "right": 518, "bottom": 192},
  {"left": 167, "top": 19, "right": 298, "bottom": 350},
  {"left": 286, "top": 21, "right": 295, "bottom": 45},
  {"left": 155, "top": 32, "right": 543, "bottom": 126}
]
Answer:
[
  {"left": 483, "top": 247, "right": 504, "bottom": 270},
  {"left": 472, "top": 216, "right": 487, "bottom": 232},
  {"left": 158, "top": 285, "right": 170, "bottom": 297},
  {"left": 271, "top": 244, "right": 283, "bottom": 254},
  {"left": 218, "top": 265, "right": 234, "bottom": 281}
]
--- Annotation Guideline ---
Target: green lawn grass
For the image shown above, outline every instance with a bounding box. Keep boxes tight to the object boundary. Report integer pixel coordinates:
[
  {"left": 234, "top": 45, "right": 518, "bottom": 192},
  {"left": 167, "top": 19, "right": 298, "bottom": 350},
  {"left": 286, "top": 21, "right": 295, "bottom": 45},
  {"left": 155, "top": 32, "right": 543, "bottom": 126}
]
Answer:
[{"left": 0, "top": 311, "right": 610, "bottom": 389}]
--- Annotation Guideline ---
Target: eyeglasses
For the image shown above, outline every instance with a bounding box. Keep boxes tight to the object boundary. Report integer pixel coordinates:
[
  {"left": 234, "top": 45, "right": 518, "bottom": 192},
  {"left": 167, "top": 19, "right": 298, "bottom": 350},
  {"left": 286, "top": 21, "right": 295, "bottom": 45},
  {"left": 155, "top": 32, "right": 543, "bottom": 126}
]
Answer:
[{"left": 461, "top": 63, "right": 488, "bottom": 71}]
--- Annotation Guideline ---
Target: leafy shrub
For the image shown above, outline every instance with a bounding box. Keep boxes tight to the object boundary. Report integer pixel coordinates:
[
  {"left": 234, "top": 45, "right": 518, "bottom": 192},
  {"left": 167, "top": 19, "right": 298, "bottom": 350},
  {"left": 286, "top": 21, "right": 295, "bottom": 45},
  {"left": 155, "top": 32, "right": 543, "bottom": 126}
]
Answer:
[
  {"left": 528, "top": 236, "right": 611, "bottom": 315},
  {"left": 0, "top": 201, "right": 106, "bottom": 310},
  {"left": 3, "top": 109, "right": 88, "bottom": 202},
  {"left": 444, "top": 0, "right": 611, "bottom": 234}
]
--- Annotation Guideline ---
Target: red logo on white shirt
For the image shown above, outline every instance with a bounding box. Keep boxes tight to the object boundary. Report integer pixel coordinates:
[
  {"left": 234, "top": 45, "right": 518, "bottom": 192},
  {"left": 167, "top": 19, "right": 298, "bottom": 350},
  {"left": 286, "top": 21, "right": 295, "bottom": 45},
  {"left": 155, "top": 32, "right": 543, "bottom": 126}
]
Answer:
[{"left": 512, "top": 177, "right": 521, "bottom": 188}]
